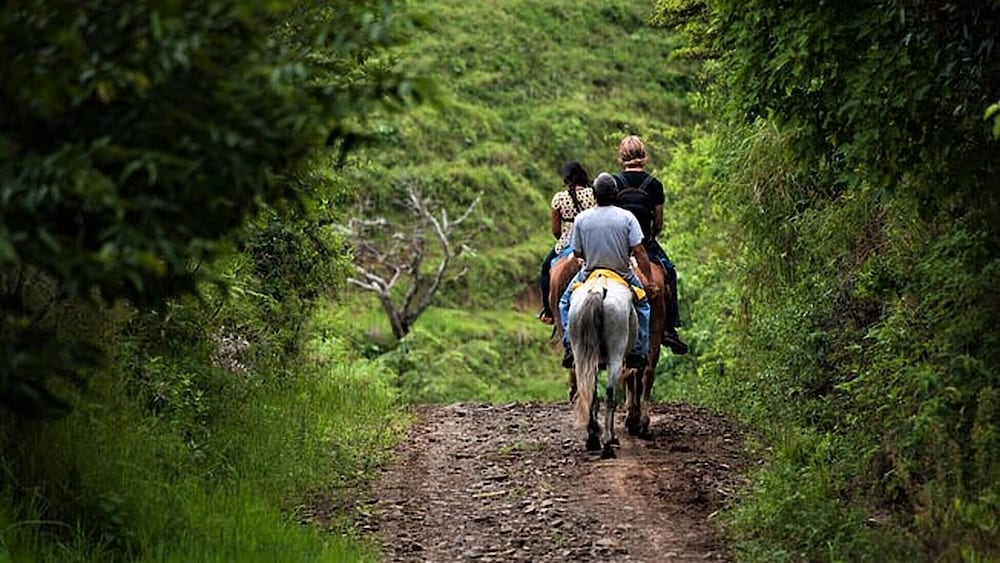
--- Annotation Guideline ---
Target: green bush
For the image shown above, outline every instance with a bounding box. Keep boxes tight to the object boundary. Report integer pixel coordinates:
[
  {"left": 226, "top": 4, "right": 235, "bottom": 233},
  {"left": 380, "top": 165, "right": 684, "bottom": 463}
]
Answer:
[
  {"left": 0, "top": 315, "right": 404, "bottom": 561},
  {"left": 0, "top": 0, "right": 426, "bottom": 414},
  {"left": 656, "top": 2, "right": 1000, "bottom": 559},
  {"left": 0, "top": 1, "right": 423, "bottom": 559}
]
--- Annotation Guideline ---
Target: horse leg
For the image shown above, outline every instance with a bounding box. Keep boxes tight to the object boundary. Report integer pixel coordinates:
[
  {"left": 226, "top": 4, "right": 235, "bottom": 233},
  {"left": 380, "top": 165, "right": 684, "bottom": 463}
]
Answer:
[
  {"left": 624, "top": 367, "right": 641, "bottom": 436},
  {"left": 609, "top": 378, "right": 622, "bottom": 448},
  {"left": 586, "top": 384, "right": 601, "bottom": 451},
  {"left": 639, "top": 364, "right": 655, "bottom": 440},
  {"left": 601, "top": 359, "right": 623, "bottom": 459}
]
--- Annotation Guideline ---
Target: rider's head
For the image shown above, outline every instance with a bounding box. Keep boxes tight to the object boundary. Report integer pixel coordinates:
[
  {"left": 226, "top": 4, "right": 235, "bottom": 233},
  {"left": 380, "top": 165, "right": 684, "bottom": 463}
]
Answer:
[
  {"left": 618, "top": 135, "right": 647, "bottom": 168},
  {"left": 593, "top": 172, "right": 618, "bottom": 205},
  {"left": 561, "top": 161, "right": 590, "bottom": 188}
]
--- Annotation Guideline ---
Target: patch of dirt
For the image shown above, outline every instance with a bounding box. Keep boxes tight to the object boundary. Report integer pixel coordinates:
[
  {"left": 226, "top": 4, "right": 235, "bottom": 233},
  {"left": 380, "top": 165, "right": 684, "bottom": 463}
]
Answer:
[{"left": 351, "top": 401, "right": 748, "bottom": 562}]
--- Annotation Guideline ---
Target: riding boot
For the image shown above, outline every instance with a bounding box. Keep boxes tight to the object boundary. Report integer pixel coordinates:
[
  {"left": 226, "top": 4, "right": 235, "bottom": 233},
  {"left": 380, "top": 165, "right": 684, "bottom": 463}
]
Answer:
[
  {"left": 561, "top": 348, "right": 574, "bottom": 369},
  {"left": 538, "top": 308, "right": 554, "bottom": 324},
  {"left": 662, "top": 327, "right": 689, "bottom": 355},
  {"left": 662, "top": 275, "right": 689, "bottom": 355}
]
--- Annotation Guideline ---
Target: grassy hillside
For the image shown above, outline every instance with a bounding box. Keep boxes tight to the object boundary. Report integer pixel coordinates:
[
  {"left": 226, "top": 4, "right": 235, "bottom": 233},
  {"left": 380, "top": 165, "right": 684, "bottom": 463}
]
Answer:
[
  {"left": 329, "top": 0, "right": 701, "bottom": 401},
  {"left": 341, "top": 0, "right": 696, "bottom": 296}
]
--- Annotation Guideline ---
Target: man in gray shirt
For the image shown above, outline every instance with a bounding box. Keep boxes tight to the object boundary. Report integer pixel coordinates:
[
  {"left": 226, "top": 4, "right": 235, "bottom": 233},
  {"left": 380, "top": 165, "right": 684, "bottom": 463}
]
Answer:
[{"left": 558, "top": 172, "right": 656, "bottom": 369}]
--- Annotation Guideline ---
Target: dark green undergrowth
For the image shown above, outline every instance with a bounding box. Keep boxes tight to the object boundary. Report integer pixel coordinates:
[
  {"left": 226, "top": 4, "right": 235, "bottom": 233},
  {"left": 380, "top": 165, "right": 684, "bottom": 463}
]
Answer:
[
  {"left": 1, "top": 1, "right": 424, "bottom": 560},
  {"left": 0, "top": 279, "right": 407, "bottom": 561},
  {"left": 651, "top": 1, "right": 999, "bottom": 559}
]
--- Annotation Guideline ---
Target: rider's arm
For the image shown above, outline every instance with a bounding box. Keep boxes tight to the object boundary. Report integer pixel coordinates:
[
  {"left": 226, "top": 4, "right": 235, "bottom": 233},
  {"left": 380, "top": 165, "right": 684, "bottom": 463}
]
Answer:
[
  {"left": 652, "top": 204, "right": 663, "bottom": 237},
  {"left": 551, "top": 207, "right": 562, "bottom": 239},
  {"left": 569, "top": 220, "right": 584, "bottom": 261},
  {"left": 631, "top": 244, "right": 653, "bottom": 285}
]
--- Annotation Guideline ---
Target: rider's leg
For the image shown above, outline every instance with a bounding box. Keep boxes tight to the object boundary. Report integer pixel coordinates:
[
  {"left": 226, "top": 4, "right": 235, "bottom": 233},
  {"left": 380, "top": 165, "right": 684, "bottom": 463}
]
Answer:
[
  {"left": 558, "top": 270, "right": 585, "bottom": 367},
  {"left": 539, "top": 248, "right": 557, "bottom": 321},
  {"left": 622, "top": 271, "right": 650, "bottom": 369},
  {"left": 662, "top": 257, "right": 681, "bottom": 329},
  {"left": 664, "top": 262, "right": 681, "bottom": 326},
  {"left": 650, "top": 241, "right": 688, "bottom": 354},
  {"left": 660, "top": 261, "right": 688, "bottom": 354}
]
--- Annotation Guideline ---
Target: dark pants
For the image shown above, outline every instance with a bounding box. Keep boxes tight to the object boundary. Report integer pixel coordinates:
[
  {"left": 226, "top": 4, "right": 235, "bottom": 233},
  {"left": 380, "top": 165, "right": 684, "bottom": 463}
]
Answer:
[
  {"left": 645, "top": 239, "right": 681, "bottom": 328},
  {"left": 539, "top": 248, "right": 558, "bottom": 316}
]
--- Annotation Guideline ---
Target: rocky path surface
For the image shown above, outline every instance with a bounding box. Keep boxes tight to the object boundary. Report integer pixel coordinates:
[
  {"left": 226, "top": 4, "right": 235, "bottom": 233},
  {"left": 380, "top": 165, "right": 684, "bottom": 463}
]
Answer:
[{"left": 354, "top": 402, "right": 747, "bottom": 562}]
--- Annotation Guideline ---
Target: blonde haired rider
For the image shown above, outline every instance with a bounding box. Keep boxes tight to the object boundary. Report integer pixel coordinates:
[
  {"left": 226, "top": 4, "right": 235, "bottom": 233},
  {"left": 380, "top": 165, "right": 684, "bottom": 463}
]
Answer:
[{"left": 613, "top": 135, "right": 688, "bottom": 355}]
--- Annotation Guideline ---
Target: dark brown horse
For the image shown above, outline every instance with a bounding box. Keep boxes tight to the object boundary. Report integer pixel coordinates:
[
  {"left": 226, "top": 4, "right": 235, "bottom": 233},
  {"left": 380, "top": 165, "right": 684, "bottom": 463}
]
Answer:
[{"left": 548, "top": 255, "right": 667, "bottom": 439}]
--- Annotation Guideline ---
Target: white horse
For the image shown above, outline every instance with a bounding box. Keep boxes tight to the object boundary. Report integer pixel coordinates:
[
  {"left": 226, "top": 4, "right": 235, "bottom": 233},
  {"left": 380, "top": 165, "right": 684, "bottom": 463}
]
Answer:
[{"left": 568, "top": 270, "right": 637, "bottom": 459}]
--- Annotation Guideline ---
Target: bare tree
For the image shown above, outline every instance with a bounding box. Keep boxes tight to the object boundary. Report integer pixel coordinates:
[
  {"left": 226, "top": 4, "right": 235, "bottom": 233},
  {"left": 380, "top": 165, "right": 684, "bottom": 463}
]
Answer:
[{"left": 336, "top": 182, "right": 479, "bottom": 339}]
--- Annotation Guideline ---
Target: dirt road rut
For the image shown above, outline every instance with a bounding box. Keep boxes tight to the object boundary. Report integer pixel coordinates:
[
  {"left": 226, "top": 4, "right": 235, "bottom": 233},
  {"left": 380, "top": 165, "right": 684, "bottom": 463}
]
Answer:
[{"left": 355, "top": 402, "right": 746, "bottom": 562}]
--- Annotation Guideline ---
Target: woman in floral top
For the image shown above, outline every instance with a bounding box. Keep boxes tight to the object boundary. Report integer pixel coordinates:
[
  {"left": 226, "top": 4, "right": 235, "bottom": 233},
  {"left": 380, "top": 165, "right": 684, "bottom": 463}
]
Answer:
[{"left": 538, "top": 161, "right": 596, "bottom": 324}]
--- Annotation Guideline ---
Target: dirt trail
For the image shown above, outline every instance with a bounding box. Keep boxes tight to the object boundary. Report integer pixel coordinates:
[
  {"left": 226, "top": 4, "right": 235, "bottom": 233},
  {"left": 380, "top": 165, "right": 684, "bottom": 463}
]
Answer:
[{"left": 355, "top": 401, "right": 747, "bottom": 562}]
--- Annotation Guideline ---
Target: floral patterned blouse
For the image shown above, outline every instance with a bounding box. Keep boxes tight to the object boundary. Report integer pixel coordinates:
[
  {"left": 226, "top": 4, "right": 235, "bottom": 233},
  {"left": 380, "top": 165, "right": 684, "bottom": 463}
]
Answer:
[{"left": 551, "top": 185, "right": 596, "bottom": 253}]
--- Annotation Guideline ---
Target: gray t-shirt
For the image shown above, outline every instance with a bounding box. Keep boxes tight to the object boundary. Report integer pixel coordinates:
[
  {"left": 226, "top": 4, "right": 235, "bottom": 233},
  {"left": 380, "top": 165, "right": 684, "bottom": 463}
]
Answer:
[{"left": 569, "top": 205, "right": 644, "bottom": 276}]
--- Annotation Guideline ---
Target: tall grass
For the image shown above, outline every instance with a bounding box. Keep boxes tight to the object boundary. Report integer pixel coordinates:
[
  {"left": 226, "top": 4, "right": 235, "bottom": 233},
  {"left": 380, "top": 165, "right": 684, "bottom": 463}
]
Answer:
[{"left": 0, "top": 313, "right": 405, "bottom": 562}]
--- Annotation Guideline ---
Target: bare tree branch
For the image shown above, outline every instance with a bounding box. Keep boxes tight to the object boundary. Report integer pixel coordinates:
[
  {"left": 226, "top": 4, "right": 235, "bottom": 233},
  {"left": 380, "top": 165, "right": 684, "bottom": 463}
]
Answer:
[{"left": 336, "top": 181, "right": 480, "bottom": 340}]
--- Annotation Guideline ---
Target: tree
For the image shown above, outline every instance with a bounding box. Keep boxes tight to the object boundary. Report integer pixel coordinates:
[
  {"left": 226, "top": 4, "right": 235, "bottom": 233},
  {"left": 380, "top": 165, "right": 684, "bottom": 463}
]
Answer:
[
  {"left": 338, "top": 183, "right": 478, "bottom": 339},
  {"left": 0, "top": 1, "right": 429, "bottom": 415}
]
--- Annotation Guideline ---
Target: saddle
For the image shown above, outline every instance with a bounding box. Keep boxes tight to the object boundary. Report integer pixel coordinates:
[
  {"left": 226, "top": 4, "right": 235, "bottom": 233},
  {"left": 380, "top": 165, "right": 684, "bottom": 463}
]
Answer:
[{"left": 571, "top": 269, "right": 646, "bottom": 301}]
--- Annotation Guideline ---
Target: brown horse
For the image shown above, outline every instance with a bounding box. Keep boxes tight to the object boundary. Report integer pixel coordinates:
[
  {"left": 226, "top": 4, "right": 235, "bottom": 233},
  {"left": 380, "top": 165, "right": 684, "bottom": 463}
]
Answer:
[{"left": 548, "top": 255, "right": 667, "bottom": 439}]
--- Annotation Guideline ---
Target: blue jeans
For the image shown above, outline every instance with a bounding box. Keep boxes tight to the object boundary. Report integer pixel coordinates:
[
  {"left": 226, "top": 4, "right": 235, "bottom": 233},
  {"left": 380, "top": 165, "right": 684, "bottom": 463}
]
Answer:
[{"left": 558, "top": 269, "right": 650, "bottom": 358}]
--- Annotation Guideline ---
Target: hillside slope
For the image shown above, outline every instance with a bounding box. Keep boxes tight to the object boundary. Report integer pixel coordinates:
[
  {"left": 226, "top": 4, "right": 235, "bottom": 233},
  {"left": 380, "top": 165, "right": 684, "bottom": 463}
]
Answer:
[{"left": 343, "top": 0, "right": 699, "bottom": 306}]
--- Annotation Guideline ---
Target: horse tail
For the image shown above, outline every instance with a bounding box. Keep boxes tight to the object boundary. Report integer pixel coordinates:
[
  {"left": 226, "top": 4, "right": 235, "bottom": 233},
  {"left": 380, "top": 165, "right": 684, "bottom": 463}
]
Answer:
[{"left": 572, "top": 287, "right": 604, "bottom": 427}]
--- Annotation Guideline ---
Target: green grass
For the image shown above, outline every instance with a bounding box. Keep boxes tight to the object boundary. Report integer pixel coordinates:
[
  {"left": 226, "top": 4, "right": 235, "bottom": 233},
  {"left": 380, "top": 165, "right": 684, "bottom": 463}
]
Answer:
[
  {"left": 0, "top": 328, "right": 407, "bottom": 562},
  {"left": 313, "top": 295, "right": 568, "bottom": 404},
  {"left": 347, "top": 0, "right": 699, "bottom": 303}
]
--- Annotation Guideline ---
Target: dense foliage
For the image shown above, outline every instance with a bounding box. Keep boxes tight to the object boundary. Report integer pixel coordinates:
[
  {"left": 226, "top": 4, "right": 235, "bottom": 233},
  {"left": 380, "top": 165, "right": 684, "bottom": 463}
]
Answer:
[
  {"left": 0, "top": 0, "right": 424, "bottom": 414},
  {"left": 0, "top": 1, "right": 420, "bottom": 559},
  {"left": 654, "top": 1, "right": 999, "bottom": 559}
]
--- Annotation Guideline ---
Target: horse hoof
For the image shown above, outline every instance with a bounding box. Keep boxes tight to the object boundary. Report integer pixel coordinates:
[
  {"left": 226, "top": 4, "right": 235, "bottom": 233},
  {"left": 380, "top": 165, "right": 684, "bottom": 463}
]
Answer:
[
  {"left": 586, "top": 436, "right": 602, "bottom": 452},
  {"left": 601, "top": 444, "right": 616, "bottom": 459},
  {"left": 638, "top": 427, "right": 653, "bottom": 440},
  {"left": 609, "top": 437, "right": 620, "bottom": 446},
  {"left": 625, "top": 415, "right": 640, "bottom": 436}
]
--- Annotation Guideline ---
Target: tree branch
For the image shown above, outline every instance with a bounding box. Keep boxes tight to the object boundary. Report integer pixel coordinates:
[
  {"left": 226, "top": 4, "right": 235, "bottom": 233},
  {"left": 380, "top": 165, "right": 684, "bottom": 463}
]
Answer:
[{"left": 337, "top": 182, "right": 479, "bottom": 339}]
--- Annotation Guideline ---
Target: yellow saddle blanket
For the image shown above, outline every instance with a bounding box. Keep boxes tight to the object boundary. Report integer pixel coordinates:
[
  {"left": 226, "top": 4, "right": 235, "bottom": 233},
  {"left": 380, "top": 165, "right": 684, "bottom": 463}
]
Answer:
[{"left": 571, "top": 269, "right": 646, "bottom": 301}]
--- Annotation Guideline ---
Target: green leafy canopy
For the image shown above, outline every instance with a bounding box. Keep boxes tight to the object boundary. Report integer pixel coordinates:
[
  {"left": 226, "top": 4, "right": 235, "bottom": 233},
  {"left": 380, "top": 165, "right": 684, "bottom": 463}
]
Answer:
[{"left": 0, "top": 0, "right": 429, "bottom": 415}]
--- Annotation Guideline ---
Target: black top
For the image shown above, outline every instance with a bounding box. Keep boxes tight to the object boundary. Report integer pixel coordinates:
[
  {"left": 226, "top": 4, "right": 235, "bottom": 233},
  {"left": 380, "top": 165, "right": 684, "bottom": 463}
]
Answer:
[{"left": 614, "top": 171, "right": 665, "bottom": 242}]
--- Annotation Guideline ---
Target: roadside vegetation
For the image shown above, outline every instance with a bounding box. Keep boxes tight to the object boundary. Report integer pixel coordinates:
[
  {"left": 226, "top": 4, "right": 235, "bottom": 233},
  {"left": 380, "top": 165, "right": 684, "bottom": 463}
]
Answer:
[
  {"left": 2, "top": 0, "right": 996, "bottom": 561},
  {"left": 652, "top": 2, "right": 999, "bottom": 560}
]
